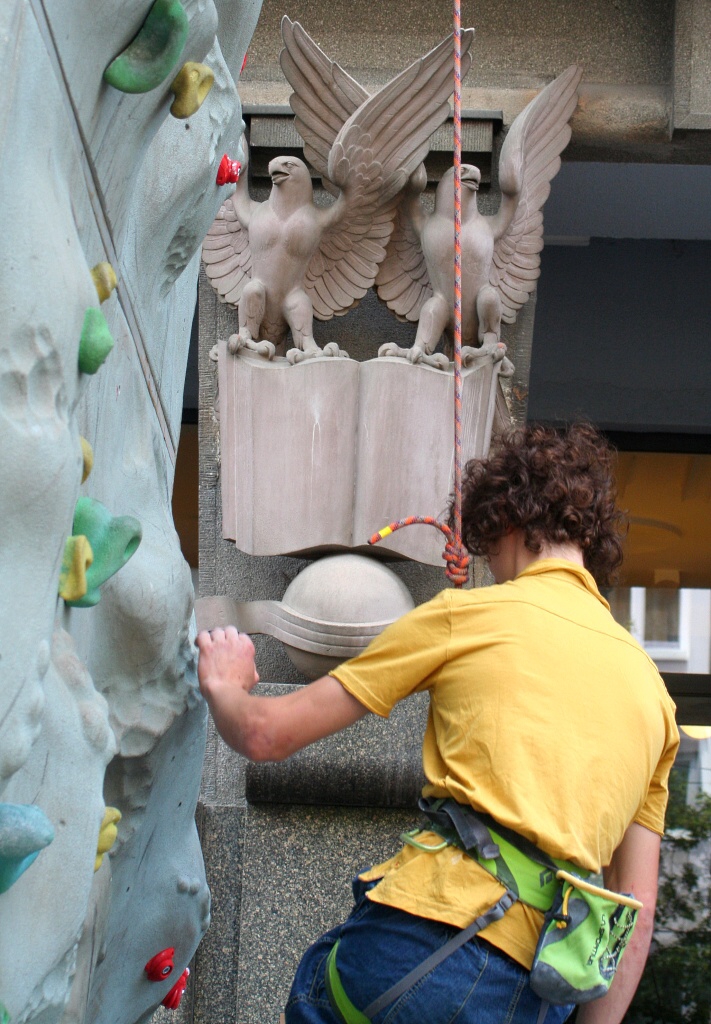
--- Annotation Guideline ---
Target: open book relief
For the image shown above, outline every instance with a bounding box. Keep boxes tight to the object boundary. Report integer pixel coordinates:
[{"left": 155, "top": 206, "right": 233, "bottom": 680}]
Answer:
[{"left": 218, "top": 343, "right": 506, "bottom": 566}]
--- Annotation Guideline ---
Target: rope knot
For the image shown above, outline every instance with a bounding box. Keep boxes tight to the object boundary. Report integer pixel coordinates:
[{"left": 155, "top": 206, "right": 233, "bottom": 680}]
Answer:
[{"left": 443, "top": 539, "right": 470, "bottom": 586}]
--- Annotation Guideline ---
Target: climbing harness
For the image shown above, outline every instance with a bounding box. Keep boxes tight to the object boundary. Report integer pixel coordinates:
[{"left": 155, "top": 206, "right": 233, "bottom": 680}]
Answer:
[
  {"left": 324, "top": 799, "right": 642, "bottom": 1022},
  {"left": 368, "top": 2, "right": 470, "bottom": 589},
  {"left": 412, "top": 797, "right": 586, "bottom": 912}
]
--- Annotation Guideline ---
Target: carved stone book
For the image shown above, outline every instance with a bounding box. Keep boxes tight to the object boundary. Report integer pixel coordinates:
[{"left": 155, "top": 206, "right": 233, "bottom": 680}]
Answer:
[{"left": 217, "top": 341, "right": 506, "bottom": 565}]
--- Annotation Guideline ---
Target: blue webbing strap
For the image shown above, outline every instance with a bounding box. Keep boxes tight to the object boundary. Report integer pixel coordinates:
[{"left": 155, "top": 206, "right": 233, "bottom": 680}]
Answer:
[
  {"left": 418, "top": 796, "right": 501, "bottom": 861},
  {"left": 361, "top": 890, "right": 517, "bottom": 1019}
]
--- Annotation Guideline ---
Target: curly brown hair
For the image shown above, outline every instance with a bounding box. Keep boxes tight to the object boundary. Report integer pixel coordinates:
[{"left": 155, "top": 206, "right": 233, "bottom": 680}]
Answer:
[{"left": 455, "top": 422, "right": 626, "bottom": 586}]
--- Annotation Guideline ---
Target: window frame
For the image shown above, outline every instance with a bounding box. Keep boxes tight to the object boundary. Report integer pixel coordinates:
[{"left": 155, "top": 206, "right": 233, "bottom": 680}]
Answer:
[{"left": 628, "top": 587, "right": 691, "bottom": 662}]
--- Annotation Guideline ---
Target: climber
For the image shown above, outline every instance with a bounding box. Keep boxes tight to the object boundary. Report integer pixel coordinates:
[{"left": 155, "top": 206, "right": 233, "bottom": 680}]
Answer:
[{"left": 196, "top": 422, "right": 679, "bottom": 1024}]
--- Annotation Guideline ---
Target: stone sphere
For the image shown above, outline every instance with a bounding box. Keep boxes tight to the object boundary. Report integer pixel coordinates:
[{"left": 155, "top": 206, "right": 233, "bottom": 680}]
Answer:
[{"left": 279, "top": 554, "right": 414, "bottom": 679}]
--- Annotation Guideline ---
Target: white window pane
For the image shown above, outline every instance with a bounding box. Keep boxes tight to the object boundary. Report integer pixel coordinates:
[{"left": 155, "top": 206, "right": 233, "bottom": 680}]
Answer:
[{"left": 644, "top": 589, "right": 680, "bottom": 644}]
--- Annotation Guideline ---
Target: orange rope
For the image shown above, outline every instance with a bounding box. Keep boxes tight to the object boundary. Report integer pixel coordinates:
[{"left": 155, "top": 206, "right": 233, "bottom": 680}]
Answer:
[
  {"left": 369, "top": 517, "right": 469, "bottom": 587},
  {"left": 368, "top": 6, "right": 470, "bottom": 588},
  {"left": 452, "top": 0, "right": 464, "bottom": 548}
]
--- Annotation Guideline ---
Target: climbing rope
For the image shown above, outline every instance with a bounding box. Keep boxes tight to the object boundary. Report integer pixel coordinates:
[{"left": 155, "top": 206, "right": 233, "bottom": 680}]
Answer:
[
  {"left": 369, "top": 517, "right": 469, "bottom": 587},
  {"left": 369, "top": 3, "right": 470, "bottom": 588}
]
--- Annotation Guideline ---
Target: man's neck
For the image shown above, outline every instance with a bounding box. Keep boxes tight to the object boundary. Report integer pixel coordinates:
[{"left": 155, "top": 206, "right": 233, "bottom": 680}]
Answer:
[{"left": 512, "top": 535, "right": 585, "bottom": 578}]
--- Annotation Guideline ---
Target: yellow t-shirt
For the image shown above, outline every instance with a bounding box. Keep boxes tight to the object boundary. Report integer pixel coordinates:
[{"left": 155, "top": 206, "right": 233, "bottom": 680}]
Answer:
[{"left": 331, "top": 559, "right": 680, "bottom": 969}]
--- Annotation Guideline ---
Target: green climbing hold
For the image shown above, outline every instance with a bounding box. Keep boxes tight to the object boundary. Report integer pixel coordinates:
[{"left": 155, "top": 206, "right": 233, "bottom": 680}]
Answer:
[
  {"left": 0, "top": 803, "right": 54, "bottom": 895},
  {"left": 103, "top": 0, "right": 189, "bottom": 94},
  {"left": 65, "top": 497, "right": 142, "bottom": 608},
  {"left": 0, "top": 1001, "right": 10, "bottom": 1024},
  {"left": 78, "top": 309, "right": 115, "bottom": 374}
]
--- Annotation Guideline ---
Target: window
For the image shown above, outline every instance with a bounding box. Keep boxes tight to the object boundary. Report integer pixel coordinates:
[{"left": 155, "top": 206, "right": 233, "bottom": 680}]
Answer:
[
  {"left": 644, "top": 589, "right": 681, "bottom": 645},
  {"left": 604, "top": 587, "right": 692, "bottom": 663}
]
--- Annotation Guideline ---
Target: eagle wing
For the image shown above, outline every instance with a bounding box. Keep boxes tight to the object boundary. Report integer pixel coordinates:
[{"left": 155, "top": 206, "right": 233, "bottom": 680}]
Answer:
[
  {"left": 201, "top": 198, "right": 252, "bottom": 307},
  {"left": 490, "top": 65, "right": 582, "bottom": 323},
  {"left": 305, "top": 29, "right": 474, "bottom": 320},
  {"left": 279, "top": 16, "right": 368, "bottom": 198},
  {"left": 374, "top": 197, "right": 432, "bottom": 322}
]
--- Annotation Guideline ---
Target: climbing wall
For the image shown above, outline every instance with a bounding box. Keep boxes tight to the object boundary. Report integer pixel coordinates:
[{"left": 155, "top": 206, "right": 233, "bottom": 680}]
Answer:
[{"left": 0, "top": 2, "right": 261, "bottom": 1023}]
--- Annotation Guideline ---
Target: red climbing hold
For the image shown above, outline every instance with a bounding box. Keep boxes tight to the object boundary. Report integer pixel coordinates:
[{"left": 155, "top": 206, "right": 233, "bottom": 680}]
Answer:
[
  {"left": 216, "top": 154, "right": 241, "bottom": 185},
  {"left": 162, "top": 968, "right": 190, "bottom": 1009},
  {"left": 240, "top": 51, "right": 248, "bottom": 74},
  {"left": 144, "top": 948, "right": 175, "bottom": 981}
]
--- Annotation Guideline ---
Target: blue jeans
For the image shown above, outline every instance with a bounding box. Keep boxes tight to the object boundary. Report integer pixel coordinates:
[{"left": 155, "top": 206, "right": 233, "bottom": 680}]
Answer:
[{"left": 285, "top": 878, "right": 575, "bottom": 1024}]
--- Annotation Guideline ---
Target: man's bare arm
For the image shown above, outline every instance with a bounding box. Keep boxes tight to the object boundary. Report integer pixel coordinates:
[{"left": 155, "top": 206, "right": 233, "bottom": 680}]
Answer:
[
  {"left": 576, "top": 822, "right": 661, "bottom": 1024},
  {"left": 196, "top": 627, "right": 369, "bottom": 761}
]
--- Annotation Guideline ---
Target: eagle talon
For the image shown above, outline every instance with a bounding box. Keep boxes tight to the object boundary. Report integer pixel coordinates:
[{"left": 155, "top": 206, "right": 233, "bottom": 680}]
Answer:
[
  {"left": 227, "top": 331, "right": 247, "bottom": 355},
  {"left": 378, "top": 342, "right": 410, "bottom": 359},
  {"left": 418, "top": 351, "right": 450, "bottom": 370},
  {"left": 462, "top": 343, "right": 495, "bottom": 367},
  {"left": 322, "top": 343, "right": 350, "bottom": 359},
  {"left": 287, "top": 347, "right": 310, "bottom": 365},
  {"left": 287, "top": 342, "right": 350, "bottom": 364},
  {"left": 248, "top": 340, "right": 276, "bottom": 359},
  {"left": 227, "top": 333, "right": 275, "bottom": 360}
]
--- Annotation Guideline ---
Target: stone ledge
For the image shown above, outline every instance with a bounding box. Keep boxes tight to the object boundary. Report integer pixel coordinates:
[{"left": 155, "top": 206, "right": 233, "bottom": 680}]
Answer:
[{"left": 246, "top": 685, "right": 428, "bottom": 807}]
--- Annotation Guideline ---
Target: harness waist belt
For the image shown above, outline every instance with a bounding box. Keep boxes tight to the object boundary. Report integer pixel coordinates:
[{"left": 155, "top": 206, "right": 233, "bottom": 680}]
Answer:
[{"left": 414, "top": 797, "right": 590, "bottom": 912}]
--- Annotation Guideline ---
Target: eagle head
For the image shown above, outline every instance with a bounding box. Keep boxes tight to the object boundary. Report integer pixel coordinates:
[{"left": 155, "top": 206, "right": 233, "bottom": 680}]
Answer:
[
  {"left": 268, "top": 155, "right": 311, "bottom": 188},
  {"left": 434, "top": 164, "right": 481, "bottom": 214}
]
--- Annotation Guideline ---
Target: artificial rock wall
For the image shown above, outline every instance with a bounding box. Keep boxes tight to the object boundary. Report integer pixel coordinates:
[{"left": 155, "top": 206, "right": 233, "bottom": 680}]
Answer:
[{"left": 0, "top": 2, "right": 261, "bottom": 1024}]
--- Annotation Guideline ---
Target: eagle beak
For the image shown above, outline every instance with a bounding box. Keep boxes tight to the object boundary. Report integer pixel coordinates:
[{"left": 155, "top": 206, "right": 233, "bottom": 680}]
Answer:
[
  {"left": 270, "top": 168, "right": 289, "bottom": 186},
  {"left": 461, "top": 168, "right": 481, "bottom": 192}
]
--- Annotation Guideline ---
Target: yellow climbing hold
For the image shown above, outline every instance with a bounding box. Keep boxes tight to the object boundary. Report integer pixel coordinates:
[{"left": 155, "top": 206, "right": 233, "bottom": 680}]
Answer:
[
  {"left": 170, "top": 62, "right": 214, "bottom": 118},
  {"left": 95, "top": 807, "right": 122, "bottom": 871},
  {"left": 80, "top": 437, "right": 94, "bottom": 483},
  {"left": 58, "top": 535, "right": 94, "bottom": 603},
  {"left": 90, "top": 262, "right": 117, "bottom": 304}
]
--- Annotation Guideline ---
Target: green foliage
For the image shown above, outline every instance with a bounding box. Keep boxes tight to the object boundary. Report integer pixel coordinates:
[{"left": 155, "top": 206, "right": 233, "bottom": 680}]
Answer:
[{"left": 624, "top": 775, "right": 711, "bottom": 1024}]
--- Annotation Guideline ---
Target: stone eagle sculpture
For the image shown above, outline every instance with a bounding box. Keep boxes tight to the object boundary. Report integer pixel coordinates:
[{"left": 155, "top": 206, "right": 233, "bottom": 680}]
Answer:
[
  {"left": 377, "top": 65, "right": 583, "bottom": 368},
  {"left": 202, "top": 19, "right": 474, "bottom": 363}
]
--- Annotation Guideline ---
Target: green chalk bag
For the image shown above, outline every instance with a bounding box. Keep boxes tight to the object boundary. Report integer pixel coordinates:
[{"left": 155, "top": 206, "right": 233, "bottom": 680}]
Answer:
[{"left": 530, "top": 870, "right": 642, "bottom": 1004}]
